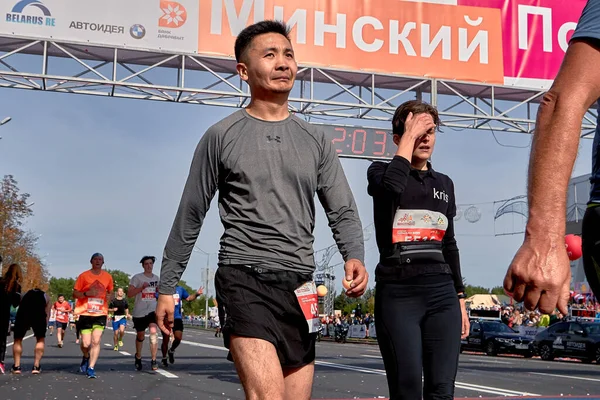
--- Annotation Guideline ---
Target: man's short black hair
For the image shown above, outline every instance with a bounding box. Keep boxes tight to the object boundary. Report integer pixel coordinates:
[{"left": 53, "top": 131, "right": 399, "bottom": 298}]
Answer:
[
  {"left": 58, "top": 294, "right": 64, "bottom": 298},
  {"left": 234, "top": 20, "right": 291, "bottom": 62},
  {"left": 140, "top": 256, "right": 156, "bottom": 264}
]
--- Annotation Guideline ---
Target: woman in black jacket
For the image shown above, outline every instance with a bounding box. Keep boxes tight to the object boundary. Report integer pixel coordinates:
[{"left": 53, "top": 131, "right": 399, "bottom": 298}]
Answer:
[
  {"left": 367, "top": 100, "right": 469, "bottom": 400},
  {"left": 0, "top": 262, "right": 23, "bottom": 374}
]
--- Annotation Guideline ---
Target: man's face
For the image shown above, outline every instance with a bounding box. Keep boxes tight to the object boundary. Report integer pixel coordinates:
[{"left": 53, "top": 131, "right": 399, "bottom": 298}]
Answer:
[
  {"left": 237, "top": 32, "right": 297, "bottom": 96},
  {"left": 143, "top": 259, "right": 154, "bottom": 274},
  {"left": 91, "top": 256, "right": 104, "bottom": 269},
  {"left": 117, "top": 288, "right": 124, "bottom": 297},
  {"left": 58, "top": 296, "right": 64, "bottom": 303}
]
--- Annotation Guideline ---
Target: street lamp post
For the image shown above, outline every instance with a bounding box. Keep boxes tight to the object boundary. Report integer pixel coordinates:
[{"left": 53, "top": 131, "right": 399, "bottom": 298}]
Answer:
[
  {"left": 194, "top": 247, "right": 214, "bottom": 329},
  {"left": 0, "top": 117, "right": 11, "bottom": 141}
]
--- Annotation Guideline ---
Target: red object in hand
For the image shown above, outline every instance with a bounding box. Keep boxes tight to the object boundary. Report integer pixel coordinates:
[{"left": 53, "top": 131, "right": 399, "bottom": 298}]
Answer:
[{"left": 565, "top": 234, "right": 582, "bottom": 261}]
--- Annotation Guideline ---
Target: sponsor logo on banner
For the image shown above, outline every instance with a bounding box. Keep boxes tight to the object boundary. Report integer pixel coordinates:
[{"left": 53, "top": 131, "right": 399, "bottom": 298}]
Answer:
[
  {"left": 392, "top": 209, "right": 448, "bottom": 242},
  {"left": 130, "top": 24, "right": 146, "bottom": 39},
  {"left": 157, "top": 1, "right": 187, "bottom": 41},
  {"left": 6, "top": 0, "right": 55, "bottom": 27},
  {"left": 69, "top": 21, "right": 125, "bottom": 35}
]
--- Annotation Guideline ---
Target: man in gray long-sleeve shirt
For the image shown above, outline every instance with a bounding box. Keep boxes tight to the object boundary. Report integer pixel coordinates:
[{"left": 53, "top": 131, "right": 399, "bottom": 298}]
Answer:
[{"left": 156, "top": 20, "right": 368, "bottom": 399}]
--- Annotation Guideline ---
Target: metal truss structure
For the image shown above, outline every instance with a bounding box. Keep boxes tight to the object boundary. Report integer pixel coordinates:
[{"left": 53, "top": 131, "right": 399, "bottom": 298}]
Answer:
[{"left": 0, "top": 35, "right": 597, "bottom": 139}]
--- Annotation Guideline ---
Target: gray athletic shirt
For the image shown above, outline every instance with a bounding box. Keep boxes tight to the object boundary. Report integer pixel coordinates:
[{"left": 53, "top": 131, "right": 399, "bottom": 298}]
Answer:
[{"left": 159, "top": 109, "right": 364, "bottom": 294}]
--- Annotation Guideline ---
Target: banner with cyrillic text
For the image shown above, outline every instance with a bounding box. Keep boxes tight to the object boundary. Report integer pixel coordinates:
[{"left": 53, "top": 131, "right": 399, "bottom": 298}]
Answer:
[{"left": 0, "top": 0, "right": 588, "bottom": 89}]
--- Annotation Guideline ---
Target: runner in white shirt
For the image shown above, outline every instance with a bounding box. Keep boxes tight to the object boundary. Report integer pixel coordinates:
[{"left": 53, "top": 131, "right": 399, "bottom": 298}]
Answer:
[
  {"left": 48, "top": 308, "right": 56, "bottom": 336},
  {"left": 128, "top": 256, "right": 159, "bottom": 371}
]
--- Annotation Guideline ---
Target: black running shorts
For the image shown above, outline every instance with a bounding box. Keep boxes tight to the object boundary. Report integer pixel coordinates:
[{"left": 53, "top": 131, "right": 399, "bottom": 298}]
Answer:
[
  {"left": 215, "top": 265, "right": 316, "bottom": 368},
  {"left": 173, "top": 318, "right": 184, "bottom": 333},
  {"left": 583, "top": 205, "right": 600, "bottom": 298},
  {"left": 133, "top": 312, "right": 156, "bottom": 332}
]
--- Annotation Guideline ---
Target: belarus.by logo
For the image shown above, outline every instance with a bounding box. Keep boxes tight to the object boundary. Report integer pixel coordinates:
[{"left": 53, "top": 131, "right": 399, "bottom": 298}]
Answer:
[
  {"left": 6, "top": 0, "right": 55, "bottom": 27},
  {"left": 159, "top": 1, "right": 187, "bottom": 28},
  {"left": 130, "top": 24, "right": 146, "bottom": 39}
]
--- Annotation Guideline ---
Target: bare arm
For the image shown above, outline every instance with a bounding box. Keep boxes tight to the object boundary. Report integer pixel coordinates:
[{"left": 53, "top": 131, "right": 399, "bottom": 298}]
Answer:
[
  {"left": 527, "top": 40, "right": 600, "bottom": 234},
  {"left": 505, "top": 39, "right": 600, "bottom": 314}
]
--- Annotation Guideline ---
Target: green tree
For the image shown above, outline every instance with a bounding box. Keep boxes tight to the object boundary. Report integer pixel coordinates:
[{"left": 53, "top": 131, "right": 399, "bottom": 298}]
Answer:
[
  {"left": 490, "top": 286, "right": 505, "bottom": 296},
  {"left": 464, "top": 285, "right": 490, "bottom": 298},
  {"left": 48, "top": 277, "right": 76, "bottom": 301}
]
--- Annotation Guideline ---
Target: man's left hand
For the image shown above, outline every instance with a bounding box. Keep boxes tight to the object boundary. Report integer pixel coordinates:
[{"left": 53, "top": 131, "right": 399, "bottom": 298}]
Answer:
[
  {"left": 460, "top": 299, "right": 470, "bottom": 339},
  {"left": 343, "top": 259, "right": 368, "bottom": 297}
]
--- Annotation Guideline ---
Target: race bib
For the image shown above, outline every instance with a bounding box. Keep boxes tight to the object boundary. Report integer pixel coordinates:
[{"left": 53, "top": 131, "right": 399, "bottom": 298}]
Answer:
[
  {"left": 142, "top": 287, "right": 156, "bottom": 301},
  {"left": 173, "top": 293, "right": 180, "bottom": 305},
  {"left": 114, "top": 315, "right": 125, "bottom": 322},
  {"left": 392, "top": 209, "right": 448, "bottom": 243},
  {"left": 294, "top": 281, "right": 320, "bottom": 334},
  {"left": 87, "top": 298, "right": 104, "bottom": 314}
]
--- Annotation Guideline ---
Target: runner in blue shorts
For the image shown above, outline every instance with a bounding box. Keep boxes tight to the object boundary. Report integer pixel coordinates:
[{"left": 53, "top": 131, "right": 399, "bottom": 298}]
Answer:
[
  {"left": 506, "top": 0, "right": 600, "bottom": 310},
  {"left": 109, "top": 288, "right": 130, "bottom": 351},
  {"left": 160, "top": 285, "right": 203, "bottom": 367}
]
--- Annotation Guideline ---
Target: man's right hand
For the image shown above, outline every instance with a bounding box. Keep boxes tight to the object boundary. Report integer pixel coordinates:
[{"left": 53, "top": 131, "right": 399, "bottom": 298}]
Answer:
[
  {"left": 156, "top": 293, "right": 175, "bottom": 336},
  {"left": 504, "top": 234, "right": 571, "bottom": 315},
  {"left": 402, "top": 112, "right": 436, "bottom": 143},
  {"left": 142, "top": 282, "right": 150, "bottom": 289}
]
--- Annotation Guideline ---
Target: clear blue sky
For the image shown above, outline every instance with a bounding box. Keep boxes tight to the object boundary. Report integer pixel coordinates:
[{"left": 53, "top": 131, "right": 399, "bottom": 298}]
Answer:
[{"left": 0, "top": 87, "right": 594, "bottom": 294}]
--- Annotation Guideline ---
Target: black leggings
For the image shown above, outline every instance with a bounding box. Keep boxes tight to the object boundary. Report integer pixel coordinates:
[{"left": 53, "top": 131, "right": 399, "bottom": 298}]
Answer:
[
  {"left": 583, "top": 205, "right": 600, "bottom": 298},
  {"left": 375, "top": 279, "right": 461, "bottom": 400},
  {"left": 0, "top": 315, "right": 9, "bottom": 363}
]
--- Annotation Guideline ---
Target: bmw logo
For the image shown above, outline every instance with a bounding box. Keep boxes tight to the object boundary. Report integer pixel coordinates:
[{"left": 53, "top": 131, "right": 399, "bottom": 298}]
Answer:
[{"left": 130, "top": 24, "right": 146, "bottom": 39}]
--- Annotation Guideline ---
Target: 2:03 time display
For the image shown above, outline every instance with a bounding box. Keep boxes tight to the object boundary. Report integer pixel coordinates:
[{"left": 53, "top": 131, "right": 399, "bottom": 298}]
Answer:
[{"left": 320, "top": 124, "right": 397, "bottom": 160}]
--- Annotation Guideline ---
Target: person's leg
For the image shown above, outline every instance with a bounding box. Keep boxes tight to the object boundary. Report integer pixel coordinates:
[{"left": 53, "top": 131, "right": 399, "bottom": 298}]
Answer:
[
  {"left": 113, "top": 320, "right": 119, "bottom": 347},
  {"left": 0, "top": 315, "right": 10, "bottom": 363},
  {"left": 375, "top": 282, "right": 425, "bottom": 400},
  {"left": 118, "top": 322, "right": 126, "bottom": 343},
  {"left": 161, "top": 331, "right": 170, "bottom": 359},
  {"left": 422, "top": 282, "right": 462, "bottom": 400},
  {"left": 80, "top": 331, "right": 92, "bottom": 358},
  {"left": 148, "top": 322, "right": 158, "bottom": 361},
  {"left": 229, "top": 336, "right": 285, "bottom": 400},
  {"left": 57, "top": 326, "right": 63, "bottom": 345},
  {"left": 135, "top": 330, "right": 145, "bottom": 358},
  {"left": 12, "top": 338, "right": 23, "bottom": 368},
  {"left": 282, "top": 363, "right": 314, "bottom": 400},
  {"left": 88, "top": 327, "right": 104, "bottom": 369},
  {"left": 33, "top": 337, "right": 45, "bottom": 368},
  {"left": 171, "top": 330, "right": 183, "bottom": 352}
]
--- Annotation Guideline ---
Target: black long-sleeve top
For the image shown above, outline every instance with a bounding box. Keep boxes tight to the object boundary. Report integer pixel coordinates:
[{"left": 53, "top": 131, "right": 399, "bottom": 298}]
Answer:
[{"left": 367, "top": 156, "right": 465, "bottom": 294}]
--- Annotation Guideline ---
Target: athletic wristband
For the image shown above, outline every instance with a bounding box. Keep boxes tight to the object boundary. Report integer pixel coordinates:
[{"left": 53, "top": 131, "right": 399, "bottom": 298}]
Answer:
[{"left": 457, "top": 293, "right": 467, "bottom": 299}]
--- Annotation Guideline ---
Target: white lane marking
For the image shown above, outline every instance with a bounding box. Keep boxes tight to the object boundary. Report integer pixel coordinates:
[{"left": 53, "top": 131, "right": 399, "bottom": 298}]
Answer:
[
  {"left": 361, "top": 354, "right": 382, "bottom": 359},
  {"left": 530, "top": 372, "right": 600, "bottom": 382},
  {"left": 119, "top": 351, "right": 131, "bottom": 356},
  {"left": 461, "top": 358, "right": 513, "bottom": 365},
  {"left": 173, "top": 338, "right": 539, "bottom": 397},
  {"left": 104, "top": 343, "right": 112, "bottom": 347},
  {"left": 155, "top": 369, "right": 179, "bottom": 379},
  {"left": 7, "top": 334, "right": 34, "bottom": 347}
]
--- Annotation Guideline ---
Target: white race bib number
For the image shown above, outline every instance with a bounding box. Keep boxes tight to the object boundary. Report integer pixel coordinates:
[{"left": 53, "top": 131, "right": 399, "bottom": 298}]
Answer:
[
  {"left": 87, "top": 298, "right": 104, "bottom": 314},
  {"left": 294, "top": 281, "right": 320, "bottom": 334}
]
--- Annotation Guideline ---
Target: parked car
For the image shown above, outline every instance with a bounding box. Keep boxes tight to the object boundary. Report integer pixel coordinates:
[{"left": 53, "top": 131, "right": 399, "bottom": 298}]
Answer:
[
  {"left": 532, "top": 320, "right": 600, "bottom": 363},
  {"left": 461, "top": 319, "right": 533, "bottom": 357}
]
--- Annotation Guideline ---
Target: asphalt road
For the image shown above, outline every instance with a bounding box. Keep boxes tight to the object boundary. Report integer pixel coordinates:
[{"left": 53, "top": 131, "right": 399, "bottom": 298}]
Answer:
[{"left": 0, "top": 326, "right": 599, "bottom": 400}]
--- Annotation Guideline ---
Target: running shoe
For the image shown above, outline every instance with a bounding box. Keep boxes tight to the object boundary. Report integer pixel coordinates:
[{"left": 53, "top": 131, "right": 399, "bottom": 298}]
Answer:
[
  {"left": 134, "top": 356, "right": 142, "bottom": 371},
  {"left": 32, "top": 365, "right": 41, "bottom": 375},
  {"left": 161, "top": 358, "right": 168, "bottom": 368},
  {"left": 0, "top": 362, "right": 5, "bottom": 374},
  {"left": 118, "top": 340, "right": 124, "bottom": 347},
  {"left": 86, "top": 367, "right": 96, "bottom": 379},
  {"left": 80, "top": 357, "right": 89, "bottom": 373},
  {"left": 58, "top": 342, "right": 63, "bottom": 348},
  {"left": 168, "top": 349, "right": 175, "bottom": 364},
  {"left": 113, "top": 345, "right": 118, "bottom": 351},
  {"left": 151, "top": 359, "right": 158, "bottom": 371},
  {"left": 11, "top": 365, "right": 21, "bottom": 375}
]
